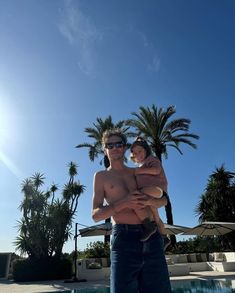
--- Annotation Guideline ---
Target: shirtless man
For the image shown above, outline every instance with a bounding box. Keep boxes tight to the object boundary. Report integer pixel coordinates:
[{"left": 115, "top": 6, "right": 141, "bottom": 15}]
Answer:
[{"left": 92, "top": 128, "right": 172, "bottom": 293}]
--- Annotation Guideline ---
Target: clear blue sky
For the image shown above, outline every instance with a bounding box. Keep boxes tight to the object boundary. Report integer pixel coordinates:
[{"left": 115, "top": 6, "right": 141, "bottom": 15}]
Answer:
[{"left": 1, "top": 0, "right": 235, "bottom": 254}]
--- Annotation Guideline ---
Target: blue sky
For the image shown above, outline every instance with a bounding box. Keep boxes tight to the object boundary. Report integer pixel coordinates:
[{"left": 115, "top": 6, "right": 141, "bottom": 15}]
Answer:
[{"left": 1, "top": 0, "right": 235, "bottom": 254}]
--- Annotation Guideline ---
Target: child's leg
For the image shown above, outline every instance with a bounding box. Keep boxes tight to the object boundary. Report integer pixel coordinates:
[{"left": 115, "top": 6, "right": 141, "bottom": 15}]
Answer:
[
  {"left": 141, "top": 186, "right": 163, "bottom": 198},
  {"left": 150, "top": 206, "right": 166, "bottom": 235},
  {"left": 150, "top": 206, "right": 171, "bottom": 250},
  {"left": 134, "top": 207, "right": 157, "bottom": 242}
]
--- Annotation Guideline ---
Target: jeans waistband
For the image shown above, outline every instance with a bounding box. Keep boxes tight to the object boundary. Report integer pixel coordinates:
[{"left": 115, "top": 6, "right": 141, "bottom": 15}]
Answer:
[
  {"left": 114, "top": 223, "right": 142, "bottom": 228},
  {"left": 112, "top": 223, "right": 143, "bottom": 233}
]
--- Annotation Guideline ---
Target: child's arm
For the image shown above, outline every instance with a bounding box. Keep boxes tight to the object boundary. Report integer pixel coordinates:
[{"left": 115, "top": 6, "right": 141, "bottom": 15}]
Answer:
[
  {"left": 135, "top": 157, "right": 162, "bottom": 176},
  {"left": 141, "top": 186, "right": 163, "bottom": 198},
  {"left": 135, "top": 166, "right": 159, "bottom": 176}
]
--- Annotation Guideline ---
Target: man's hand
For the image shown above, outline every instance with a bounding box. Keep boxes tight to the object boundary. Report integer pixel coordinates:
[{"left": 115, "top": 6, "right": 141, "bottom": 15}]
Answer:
[
  {"left": 136, "top": 193, "right": 168, "bottom": 209},
  {"left": 123, "top": 190, "right": 146, "bottom": 210}
]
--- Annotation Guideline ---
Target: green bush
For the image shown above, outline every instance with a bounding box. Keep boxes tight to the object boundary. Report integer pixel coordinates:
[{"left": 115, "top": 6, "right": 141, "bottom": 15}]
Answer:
[
  {"left": 84, "top": 241, "right": 110, "bottom": 258},
  {"left": 12, "top": 257, "right": 72, "bottom": 282}
]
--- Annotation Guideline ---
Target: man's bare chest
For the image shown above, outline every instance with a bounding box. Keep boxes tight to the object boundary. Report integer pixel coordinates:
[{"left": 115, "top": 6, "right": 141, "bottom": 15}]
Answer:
[{"left": 104, "top": 171, "right": 137, "bottom": 194}]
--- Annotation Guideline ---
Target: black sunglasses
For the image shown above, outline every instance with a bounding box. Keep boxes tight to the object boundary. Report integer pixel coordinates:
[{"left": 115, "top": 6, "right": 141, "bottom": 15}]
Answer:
[{"left": 104, "top": 141, "right": 125, "bottom": 150}]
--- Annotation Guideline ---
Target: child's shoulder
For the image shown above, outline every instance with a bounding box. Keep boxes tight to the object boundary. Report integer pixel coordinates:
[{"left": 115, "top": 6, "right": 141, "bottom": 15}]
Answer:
[
  {"left": 144, "top": 155, "right": 161, "bottom": 167},
  {"left": 145, "top": 155, "right": 159, "bottom": 162}
]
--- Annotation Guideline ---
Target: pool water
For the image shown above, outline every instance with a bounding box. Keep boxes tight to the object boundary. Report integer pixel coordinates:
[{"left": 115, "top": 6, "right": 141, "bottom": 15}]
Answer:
[
  {"left": 51, "top": 289, "right": 109, "bottom": 293},
  {"left": 171, "top": 278, "right": 235, "bottom": 292},
  {"left": 45, "top": 278, "right": 235, "bottom": 292}
]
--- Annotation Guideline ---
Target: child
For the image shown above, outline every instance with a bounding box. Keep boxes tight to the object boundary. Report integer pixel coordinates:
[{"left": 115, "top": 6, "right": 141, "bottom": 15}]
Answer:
[{"left": 130, "top": 137, "right": 171, "bottom": 247}]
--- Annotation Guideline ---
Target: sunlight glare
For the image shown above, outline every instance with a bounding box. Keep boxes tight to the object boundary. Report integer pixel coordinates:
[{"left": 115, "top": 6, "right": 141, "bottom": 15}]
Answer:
[
  {"left": 0, "top": 87, "right": 24, "bottom": 178},
  {"left": 0, "top": 150, "right": 24, "bottom": 179},
  {"left": 0, "top": 87, "right": 18, "bottom": 149}
]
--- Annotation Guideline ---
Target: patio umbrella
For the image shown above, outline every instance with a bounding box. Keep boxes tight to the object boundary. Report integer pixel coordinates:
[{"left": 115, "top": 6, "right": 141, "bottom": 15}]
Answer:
[
  {"left": 182, "top": 221, "right": 235, "bottom": 236},
  {"left": 164, "top": 223, "right": 190, "bottom": 235},
  {"left": 79, "top": 222, "right": 189, "bottom": 237},
  {"left": 79, "top": 222, "right": 112, "bottom": 237}
]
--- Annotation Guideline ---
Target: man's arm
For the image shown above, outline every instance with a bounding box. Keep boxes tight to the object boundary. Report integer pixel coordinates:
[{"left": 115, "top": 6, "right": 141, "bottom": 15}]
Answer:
[{"left": 92, "top": 172, "right": 115, "bottom": 222}]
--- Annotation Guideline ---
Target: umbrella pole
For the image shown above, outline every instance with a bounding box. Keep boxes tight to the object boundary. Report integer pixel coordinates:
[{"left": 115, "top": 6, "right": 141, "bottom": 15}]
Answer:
[
  {"left": 74, "top": 222, "right": 78, "bottom": 281},
  {"left": 64, "top": 223, "right": 87, "bottom": 283}
]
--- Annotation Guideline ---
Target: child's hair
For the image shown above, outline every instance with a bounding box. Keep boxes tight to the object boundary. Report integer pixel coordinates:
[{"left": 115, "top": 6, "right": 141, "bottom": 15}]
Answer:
[{"left": 130, "top": 137, "right": 152, "bottom": 162}]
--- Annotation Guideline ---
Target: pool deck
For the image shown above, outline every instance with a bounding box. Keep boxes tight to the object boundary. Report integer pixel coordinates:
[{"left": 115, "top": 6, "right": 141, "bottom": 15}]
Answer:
[{"left": 1, "top": 271, "right": 235, "bottom": 293}]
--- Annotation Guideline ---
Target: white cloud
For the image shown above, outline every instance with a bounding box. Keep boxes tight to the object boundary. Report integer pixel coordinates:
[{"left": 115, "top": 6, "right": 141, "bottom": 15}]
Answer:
[
  {"left": 137, "top": 31, "right": 149, "bottom": 48},
  {"left": 136, "top": 30, "right": 161, "bottom": 73},
  {"left": 58, "top": 0, "right": 103, "bottom": 76},
  {"left": 150, "top": 55, "right": 161, "bottom": 72}
]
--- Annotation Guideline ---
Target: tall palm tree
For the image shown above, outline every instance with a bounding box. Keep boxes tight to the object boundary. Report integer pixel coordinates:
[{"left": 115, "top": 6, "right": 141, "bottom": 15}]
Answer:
[
  {"left": 76, "top": 116, "right": 130, "bottom": 167},
  {"left": 127, "top": 105, "right": 199, "bottom": 246},
  {"left": 76, "top": 116, "right": 131, "bottom": 243}
]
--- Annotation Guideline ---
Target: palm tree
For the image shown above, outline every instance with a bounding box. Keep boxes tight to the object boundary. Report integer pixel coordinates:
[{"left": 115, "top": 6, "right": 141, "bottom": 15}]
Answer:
[
  {"left": 15, "top": 164, "right": 85, "bottom": 259},
  {"left": 127, "top": 105, "right": 199, "bottom": 246},
  {"left": 76, "top": 116, "right": 130, "bottom": 167},
  {"left": 50, "top": 183, "right": 58, "bottom": 204},
  {"left": 31, "top": 172, "right": 45, "bottom": 190},
  {"left": 76, "top": 116, "right": 131, "bottom": 243},
  {"left": 195, "top": 165, "right": 235, "bottom": 222},
  {"left": 195, "top": 165, "right": 235, "bottom": 250}
]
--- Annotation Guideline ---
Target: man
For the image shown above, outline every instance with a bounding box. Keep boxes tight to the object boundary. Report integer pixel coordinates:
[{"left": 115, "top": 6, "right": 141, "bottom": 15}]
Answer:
[{"left": 92, "top": 128, "right": 172, "bottom": 293}]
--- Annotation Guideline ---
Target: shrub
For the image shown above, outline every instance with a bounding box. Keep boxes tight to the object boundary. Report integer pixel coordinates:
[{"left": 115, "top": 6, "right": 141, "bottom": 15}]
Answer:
[
  {"left": 12, "top": 257, "right": 72, "bottom": 282},
  {"left": 84, "top": 241, "right": 110, "bottom": 258}
]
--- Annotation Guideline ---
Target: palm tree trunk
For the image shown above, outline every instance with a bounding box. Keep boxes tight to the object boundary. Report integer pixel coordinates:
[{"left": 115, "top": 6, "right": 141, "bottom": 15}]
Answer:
[
  {"left": 104, "top": 155, "right": 111, "bottom": 244},
  {"left": 104, "top": 218, "right": 111, "bottom": 244},
  {"left": 165, "top": 195, "right": 176, "bottom": 246}
]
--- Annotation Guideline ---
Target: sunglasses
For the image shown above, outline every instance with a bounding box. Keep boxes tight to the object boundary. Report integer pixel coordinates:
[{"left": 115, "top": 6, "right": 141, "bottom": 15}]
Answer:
[{"left": 104, "top": 141, "right": 125, "bottom": 150}]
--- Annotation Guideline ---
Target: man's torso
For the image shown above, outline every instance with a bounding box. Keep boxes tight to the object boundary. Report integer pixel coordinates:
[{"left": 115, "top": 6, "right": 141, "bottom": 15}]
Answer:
[{"left": 99, "top": 167, "right": 142, "bottom": 224}]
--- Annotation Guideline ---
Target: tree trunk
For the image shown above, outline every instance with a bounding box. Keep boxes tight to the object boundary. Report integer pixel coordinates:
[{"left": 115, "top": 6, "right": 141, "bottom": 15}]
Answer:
[
  {"left": 165, "top": 195, "right": 176, "bottom": 246},
  {"left": 104, "top": 155, "right": 111, "bottom": 244},
  {"left": 104, "top": 217, "right": 111, "bottom": 244}
]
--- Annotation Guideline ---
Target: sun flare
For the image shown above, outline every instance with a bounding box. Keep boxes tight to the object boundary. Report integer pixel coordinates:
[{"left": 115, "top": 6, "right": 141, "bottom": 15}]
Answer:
[
  {"left": 0, "top": 88, "right": 24, "bottom": 178},
  {"left": 0, "top": 150, "right": 24, "bottom": 179},
  {"left": 0, "top": 88, "right": 18, "bottom": 149}
]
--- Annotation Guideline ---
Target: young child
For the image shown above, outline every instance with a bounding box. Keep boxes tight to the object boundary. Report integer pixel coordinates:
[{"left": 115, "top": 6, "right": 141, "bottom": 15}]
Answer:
[{"left": 130, "top": 137, "right": 170, "bottom": 247}]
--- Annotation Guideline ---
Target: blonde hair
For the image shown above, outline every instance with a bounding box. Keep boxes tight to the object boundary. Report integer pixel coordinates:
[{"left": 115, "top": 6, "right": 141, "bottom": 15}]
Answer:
[{"left": 102, "top": 128, "right": 127, "bottom": 145}]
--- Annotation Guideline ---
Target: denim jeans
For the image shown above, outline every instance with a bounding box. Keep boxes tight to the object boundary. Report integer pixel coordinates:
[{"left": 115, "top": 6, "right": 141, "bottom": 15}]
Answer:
[{"left": 110, "top": 224, "right": 172, "bottom": 293}]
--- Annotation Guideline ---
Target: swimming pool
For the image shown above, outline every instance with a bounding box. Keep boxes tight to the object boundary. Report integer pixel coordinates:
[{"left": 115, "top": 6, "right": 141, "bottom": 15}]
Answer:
[
  {"left": 171, "top": 278, "right": 235, "bottom": 292},
  {"left": 44, "top": 278, "right": 235, "bottom": 292}
]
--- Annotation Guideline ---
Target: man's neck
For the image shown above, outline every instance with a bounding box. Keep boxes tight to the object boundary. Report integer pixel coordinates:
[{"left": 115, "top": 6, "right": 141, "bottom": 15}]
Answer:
[{"left": 108, "top": 160, "right": 127, "bottom": 171}]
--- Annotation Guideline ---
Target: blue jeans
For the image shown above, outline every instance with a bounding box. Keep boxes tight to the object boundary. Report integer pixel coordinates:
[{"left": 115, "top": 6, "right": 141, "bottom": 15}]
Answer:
[{"left": 110, "top": 224, "right": 172, "bottom": 293}]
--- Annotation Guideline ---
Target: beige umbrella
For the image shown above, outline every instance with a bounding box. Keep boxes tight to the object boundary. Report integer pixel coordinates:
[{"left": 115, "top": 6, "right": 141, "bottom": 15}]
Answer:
[
  {"left": 79, "top": 222, "right": 189, "bottom": 237},
  {"left": 182, "top": 221, "right": 235, "bottom": 236},
  {"left": 164, "top": 223, "right": 190, "bottom": 235},
  {"left": 79, "top": 222, "right": 112, "bottom": 237}
]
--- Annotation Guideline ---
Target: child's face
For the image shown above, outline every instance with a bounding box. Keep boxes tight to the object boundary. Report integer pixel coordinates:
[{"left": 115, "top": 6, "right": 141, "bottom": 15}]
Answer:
[{"left": 132, "top": 145, "right": 146, "bottom": 164}]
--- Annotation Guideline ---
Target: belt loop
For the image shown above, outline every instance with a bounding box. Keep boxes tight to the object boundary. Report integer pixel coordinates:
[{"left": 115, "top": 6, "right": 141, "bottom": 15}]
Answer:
[{"left": 125, "top": 224, "right": 128, "bottom": 232}]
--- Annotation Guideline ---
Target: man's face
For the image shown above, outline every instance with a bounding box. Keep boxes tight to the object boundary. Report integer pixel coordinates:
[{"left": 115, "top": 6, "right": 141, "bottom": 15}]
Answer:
[{"left": 104, "top": 135, "right": 126, "bottom": 161}]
